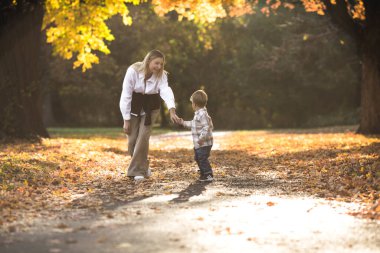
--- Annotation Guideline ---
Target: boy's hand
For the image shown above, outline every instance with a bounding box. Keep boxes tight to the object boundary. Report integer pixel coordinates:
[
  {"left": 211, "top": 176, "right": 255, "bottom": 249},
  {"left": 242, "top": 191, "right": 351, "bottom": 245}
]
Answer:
[
  {"left": 169, "top": 108, "right": 181, "bottom": 124},
  {"left": 178, "top": 118, "right": 184, "bottom": 125},
  {"left": 198, "top": 139, "right": 204, "bottom": 145}
]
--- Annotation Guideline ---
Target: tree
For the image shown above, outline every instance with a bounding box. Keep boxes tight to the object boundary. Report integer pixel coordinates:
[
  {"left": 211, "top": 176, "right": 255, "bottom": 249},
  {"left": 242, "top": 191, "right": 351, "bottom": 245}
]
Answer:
[
  {"left": 0, "top": 0, "right": 378, "bottom": 138},
  {"left": 0, "top": 0, "right": 47, "bottom": 138},
  {"left": 319, "top": 0, "right": 380, "bottom": 134},
  {"left": 0, "top": 0, "right": 139, "bottom": 138}
]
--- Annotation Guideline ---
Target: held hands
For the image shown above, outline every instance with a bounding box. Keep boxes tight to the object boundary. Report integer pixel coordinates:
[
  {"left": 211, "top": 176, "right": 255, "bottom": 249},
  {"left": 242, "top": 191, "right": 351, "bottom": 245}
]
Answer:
[
  {"left": 169, "top": 108, "right": 181, "bottom": 124},
  {"left": 124, "top": 108, "right": 181, "bottom": 134}
]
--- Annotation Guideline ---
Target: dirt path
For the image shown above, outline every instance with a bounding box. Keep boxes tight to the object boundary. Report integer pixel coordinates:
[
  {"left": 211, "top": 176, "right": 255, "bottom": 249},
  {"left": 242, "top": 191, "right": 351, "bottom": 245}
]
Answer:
[
  {"left": 1, "top": 179, "right": 379, "bottom": 253},
  {"left": 1, "top": 130, "right": 379, "bottom": 252}
]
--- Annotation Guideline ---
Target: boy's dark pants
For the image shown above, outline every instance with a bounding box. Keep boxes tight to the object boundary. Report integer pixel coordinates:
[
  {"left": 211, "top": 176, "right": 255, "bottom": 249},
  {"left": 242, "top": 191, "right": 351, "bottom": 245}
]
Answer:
[{"left": 194, "top": 145, "right": 213, "bottom": 176}]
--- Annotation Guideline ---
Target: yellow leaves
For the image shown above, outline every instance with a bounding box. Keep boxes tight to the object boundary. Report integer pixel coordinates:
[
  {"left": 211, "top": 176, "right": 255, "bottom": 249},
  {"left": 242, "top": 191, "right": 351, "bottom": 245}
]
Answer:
[
  {"left": 127, "top": 0, "right": 144, "bottom": 5},
  {"left": 283, "top": 2, "right": 295, "bottom": 10},
  {"left": 41, "top": 0, "right": 367, "bottom": 71},
  {"left": 152, "top": 0, "right": 228, "bottom": 24},
  {"left": 301, "top": 0, "right": 326, "bottom": 15},
  {"left": 43, "top": 0, "right": 134, "bottom": 71},
  {"left": 260, "top": 7, "right": 270, "bottom": 17},
  {"left": 349, "top": 0, "right": 365, "bottom": 21},
  {"left": 52, "top": 187, "right": 69, "bottom": 196},
  {"left": 122, "top": 15, "right": 133, "bottom": 26},
  {"left": 300, "top": 0, "right": 365, "bottom": 20},
  {"left": 73, "top": 52, "right": 100, "bottom": 71},
  {"left": 228, "top": 1, "right": 254, "bottom": 17}
]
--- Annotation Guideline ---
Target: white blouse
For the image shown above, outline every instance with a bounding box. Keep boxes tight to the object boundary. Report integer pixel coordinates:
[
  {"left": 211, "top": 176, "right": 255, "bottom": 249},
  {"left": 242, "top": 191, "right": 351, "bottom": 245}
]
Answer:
[{"left": 119, "top": 66, "right": 176, "bottom": 120}]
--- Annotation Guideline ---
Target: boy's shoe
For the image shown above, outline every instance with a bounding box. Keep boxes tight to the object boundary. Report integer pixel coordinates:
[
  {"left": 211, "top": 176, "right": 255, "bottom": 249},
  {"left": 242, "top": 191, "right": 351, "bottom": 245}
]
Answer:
[
  {"left": 134, "top": 176, "right": 145, "bottom": 181},
  {"left": 199, "top": 174, "right": 213, "bottom": 182}
]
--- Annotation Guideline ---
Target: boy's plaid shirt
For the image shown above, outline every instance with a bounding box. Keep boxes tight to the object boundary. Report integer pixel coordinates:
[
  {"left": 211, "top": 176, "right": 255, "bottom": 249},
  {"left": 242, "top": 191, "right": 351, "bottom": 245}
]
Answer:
[{"left": 183, "top": 108, "right": 213, "bottom": 149}]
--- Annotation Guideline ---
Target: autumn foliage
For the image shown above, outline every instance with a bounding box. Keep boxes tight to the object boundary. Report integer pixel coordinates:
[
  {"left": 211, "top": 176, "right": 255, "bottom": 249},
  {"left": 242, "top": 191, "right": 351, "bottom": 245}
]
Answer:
[
  {"left": 39, "top": 0, "right": 366, "bottom": 71},
  {"left": 1, "top": 127, "right": 379, "bottom": 232}
]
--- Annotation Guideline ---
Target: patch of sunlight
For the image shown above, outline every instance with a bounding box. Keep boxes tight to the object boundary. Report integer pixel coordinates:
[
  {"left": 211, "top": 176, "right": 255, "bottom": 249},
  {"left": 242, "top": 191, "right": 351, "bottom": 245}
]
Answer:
[
  {"left": 115, "top": 193, "right": 377, "bottom": 253},
  {"left": 176, "top": 195, "right": 369, "bottom": 253},
  {"left": 138, "top": 194, "right": 179, "bottom": 204}
]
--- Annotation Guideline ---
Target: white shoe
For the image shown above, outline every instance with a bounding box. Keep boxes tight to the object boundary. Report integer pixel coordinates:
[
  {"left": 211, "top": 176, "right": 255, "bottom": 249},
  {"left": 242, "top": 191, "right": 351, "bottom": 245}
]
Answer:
[
  {"left": 134, "top": 176, "right": 145, "bottom": 181},
  {"left": 146, "top": 168, "right": 152, "bottom": 178}
]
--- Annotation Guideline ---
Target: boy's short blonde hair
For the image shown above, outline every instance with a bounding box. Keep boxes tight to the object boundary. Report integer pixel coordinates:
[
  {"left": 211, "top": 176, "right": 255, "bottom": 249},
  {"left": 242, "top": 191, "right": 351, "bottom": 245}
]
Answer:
[{"left": 190, "top": 90, "right": 208, "bottom": 108}]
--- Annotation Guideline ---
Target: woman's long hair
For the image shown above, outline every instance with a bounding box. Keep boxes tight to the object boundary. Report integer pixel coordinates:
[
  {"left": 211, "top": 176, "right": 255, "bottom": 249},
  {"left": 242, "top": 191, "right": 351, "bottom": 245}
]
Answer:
[{"left": 132, "top": 49, "right": 167, "bottom": 79}]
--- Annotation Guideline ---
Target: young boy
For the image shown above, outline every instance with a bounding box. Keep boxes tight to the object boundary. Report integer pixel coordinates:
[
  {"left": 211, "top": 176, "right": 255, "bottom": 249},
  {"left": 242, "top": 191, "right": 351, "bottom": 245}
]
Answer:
[{"left": 179, "top": 90, "right": 214, "bottom": 182}]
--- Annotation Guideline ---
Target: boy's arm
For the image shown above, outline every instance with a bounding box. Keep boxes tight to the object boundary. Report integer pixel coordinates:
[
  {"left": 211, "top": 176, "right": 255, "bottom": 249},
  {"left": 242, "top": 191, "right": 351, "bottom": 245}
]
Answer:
[{"left": 182, "top": 120, "right": 192, "bottom": 129}]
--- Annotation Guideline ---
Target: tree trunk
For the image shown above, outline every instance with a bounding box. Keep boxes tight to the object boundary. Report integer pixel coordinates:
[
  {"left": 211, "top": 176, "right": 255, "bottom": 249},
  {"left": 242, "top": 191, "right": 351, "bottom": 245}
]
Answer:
[
  {"left": 0, "top": 1, "right": 48, "bottom": 138},
  {"left": 357, "top": 1, "right": 380, "bottom": 134}
]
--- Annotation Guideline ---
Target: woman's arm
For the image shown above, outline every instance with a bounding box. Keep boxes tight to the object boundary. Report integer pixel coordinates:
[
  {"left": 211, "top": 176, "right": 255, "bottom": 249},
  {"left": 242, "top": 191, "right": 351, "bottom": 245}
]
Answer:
[
  {"left": 120, "top": 67, "right": 136, "bottom": 134},
  {"left": 159, "top": 73, "right": 180, "bottom": 123}
]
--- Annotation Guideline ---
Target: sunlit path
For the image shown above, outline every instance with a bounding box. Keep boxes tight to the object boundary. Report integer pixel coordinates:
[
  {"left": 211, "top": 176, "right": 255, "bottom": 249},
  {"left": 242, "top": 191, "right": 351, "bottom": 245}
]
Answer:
[
  {"left": 1, "top": 185, "right": 379, "bottom": 253},
  {"left": 1, "top": 128, "right": 379, "bottom": 252}
]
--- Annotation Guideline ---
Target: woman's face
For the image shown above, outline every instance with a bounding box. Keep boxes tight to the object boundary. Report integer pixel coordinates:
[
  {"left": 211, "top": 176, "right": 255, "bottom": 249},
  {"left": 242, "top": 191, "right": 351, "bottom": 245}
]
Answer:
[{"left": 149, "top": 57, "right": 164, "bottom": 74}]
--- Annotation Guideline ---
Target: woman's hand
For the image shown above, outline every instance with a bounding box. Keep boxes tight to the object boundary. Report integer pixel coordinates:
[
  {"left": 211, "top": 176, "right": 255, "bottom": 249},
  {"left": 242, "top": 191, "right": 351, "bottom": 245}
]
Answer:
[
  {"left": 169, "top": 108, "right": 180, "bottom": 124},
  {"left": 123, "top": 120, "right": 131, "bottom": 135}
]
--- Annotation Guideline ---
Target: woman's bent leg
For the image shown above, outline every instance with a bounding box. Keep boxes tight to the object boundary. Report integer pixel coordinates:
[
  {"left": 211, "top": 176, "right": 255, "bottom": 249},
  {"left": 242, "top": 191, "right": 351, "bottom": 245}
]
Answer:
[{"left": 127, "top": 110, "right": 159, "bottom": 177}]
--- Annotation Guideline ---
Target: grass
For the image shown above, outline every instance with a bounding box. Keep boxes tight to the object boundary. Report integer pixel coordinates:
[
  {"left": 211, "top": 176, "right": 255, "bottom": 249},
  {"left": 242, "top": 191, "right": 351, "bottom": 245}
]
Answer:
[{"left": 47, "top": 127, "right": 173, "bottom": 139}]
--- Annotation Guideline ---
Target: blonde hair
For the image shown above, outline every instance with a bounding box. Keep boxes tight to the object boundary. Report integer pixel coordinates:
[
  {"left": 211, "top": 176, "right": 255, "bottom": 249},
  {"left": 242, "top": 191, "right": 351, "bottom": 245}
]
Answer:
[
  {"left": 190, "top": 90, "right": 208, "bottom": 108},
  {"left": 131, "top": 49, "right": 166, "bottom": 79}
]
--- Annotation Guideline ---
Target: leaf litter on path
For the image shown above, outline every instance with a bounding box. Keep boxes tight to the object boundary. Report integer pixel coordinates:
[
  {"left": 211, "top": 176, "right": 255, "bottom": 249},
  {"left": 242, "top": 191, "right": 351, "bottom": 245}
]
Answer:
[{"left": 0, "top": 126, "right": 379, "bottom": 238}]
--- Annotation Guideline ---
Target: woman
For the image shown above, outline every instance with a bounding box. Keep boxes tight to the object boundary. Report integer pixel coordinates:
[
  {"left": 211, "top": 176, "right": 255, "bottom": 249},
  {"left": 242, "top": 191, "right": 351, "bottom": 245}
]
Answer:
[{"left": 120, "top": 50, "right": 180, "bottom": 181}]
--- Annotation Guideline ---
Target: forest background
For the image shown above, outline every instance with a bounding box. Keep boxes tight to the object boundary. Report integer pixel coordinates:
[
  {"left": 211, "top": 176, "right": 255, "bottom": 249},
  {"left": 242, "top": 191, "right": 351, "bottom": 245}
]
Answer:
[{"left": 40, "top": 2, "right": 360, "bottom": 130}]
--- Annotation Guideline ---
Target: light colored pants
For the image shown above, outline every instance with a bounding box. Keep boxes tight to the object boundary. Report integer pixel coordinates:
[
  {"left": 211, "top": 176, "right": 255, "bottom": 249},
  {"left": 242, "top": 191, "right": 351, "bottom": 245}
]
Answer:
[{"left": 126, "top": 110, "right": 159, "bottom": 177}]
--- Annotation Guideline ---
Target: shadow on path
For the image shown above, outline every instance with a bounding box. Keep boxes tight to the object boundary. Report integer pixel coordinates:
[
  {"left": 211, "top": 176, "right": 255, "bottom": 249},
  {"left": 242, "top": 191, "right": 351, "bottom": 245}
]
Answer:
[{"left": 170, "top": 181, "right": 211, "bottom": 203}]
